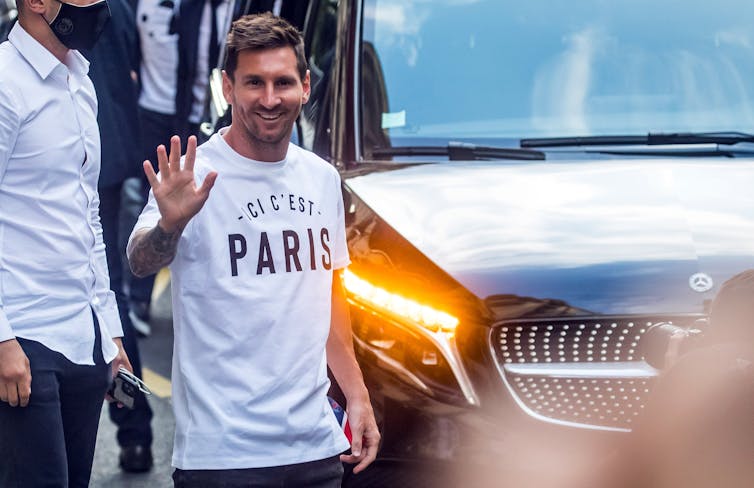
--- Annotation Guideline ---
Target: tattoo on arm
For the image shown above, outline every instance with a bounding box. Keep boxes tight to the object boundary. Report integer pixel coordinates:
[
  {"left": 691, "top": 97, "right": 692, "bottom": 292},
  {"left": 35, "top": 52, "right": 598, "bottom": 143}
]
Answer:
[{"left": 128, "top": 225, "right": 182, "bottom": 277}]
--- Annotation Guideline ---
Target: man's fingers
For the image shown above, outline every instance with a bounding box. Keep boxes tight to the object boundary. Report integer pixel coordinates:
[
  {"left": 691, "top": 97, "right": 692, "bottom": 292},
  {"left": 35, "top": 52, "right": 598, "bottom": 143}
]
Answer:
[
  {"left": 184, "top": 135, "right": 197, "bottom": 172},
  {"left": 353, "top": 458, "right": 370, "bottom": 474},
  {"left": 340, "top": 440, "right": 377, "bottom": 474},
  {"left": 340, "top": 453, "right": 362, "bottom": 464},
  {"left": 156, "top": 144, "right": 170, "bottom": 179},
  {"left": 6, "top": 383, "right": 19, "bottom": 407},
  {"left": 0, "top": 383, "right": 8, "bottom": 403},
  {"left": 350, "top": 422, "right": 364, "bottom": 457},
  {"left": 198, "top": 171, "right": 218, "bottom": 199},
  {"left": 18, "top": 374, "right": 31, "bottom": 408},
  {"left": 143, "top": 160, "right": 159, "bottom": 189},
  {"left": 168, "top": 135, "right": 182, "bottom": 169},
  {"left": 353, "top": 438, "right": 378, "bottom": 474},
  {"left": 110, "top": 359, "right": 120, "bottom": 379}
]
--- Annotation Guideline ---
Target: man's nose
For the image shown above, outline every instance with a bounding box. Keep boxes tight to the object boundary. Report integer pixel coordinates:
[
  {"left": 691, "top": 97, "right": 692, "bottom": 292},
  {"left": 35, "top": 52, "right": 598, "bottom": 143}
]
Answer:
[{"left": 260, "top": 84, "right": 281, "bottom": 109}]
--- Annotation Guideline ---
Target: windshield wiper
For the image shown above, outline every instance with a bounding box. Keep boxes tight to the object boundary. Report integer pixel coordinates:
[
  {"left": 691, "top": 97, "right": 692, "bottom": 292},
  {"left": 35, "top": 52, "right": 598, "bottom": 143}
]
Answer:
[
  {"left": 371, "top": 142, "right": 545, "bottom": 161},
  {"left": 520, "top": 131, "right": 754, "bottom": 148}
]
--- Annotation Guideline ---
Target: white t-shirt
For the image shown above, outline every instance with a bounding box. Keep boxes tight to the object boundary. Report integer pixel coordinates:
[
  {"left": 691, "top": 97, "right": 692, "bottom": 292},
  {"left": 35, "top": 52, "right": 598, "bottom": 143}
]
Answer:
[
  {"left": 129, "top": 129, "right": 351, "bottom": 469},
  {"left": 137, "top": 0, "right": 178, "bottom": 114}
]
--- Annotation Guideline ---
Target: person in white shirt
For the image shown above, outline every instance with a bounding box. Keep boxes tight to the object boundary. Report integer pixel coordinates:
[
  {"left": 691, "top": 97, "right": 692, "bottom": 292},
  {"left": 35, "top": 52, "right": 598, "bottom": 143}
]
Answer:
[
  {"left": 174, "top": 0, "right": 232, "bottom": 140},
  {"left": 0, "top": 0, "right": 131, "bottom": 486},
  {"left": 127, "top": 13, "right": 379, "bottom": 487},
  {"left": 124, "top": 0, "right": 182, "bottom": 336}
]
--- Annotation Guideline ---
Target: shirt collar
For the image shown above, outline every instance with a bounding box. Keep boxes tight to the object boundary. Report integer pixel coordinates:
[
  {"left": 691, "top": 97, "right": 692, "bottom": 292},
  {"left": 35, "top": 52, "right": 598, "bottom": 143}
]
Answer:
[{"left": 8, "top": 22, "right": 90, "bottom": 81}]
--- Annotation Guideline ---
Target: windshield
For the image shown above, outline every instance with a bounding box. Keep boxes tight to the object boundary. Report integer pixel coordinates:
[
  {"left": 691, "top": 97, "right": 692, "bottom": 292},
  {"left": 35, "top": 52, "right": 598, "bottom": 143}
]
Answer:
[{"left": 360, "top": 0, "right": 754, "bottom": 149}]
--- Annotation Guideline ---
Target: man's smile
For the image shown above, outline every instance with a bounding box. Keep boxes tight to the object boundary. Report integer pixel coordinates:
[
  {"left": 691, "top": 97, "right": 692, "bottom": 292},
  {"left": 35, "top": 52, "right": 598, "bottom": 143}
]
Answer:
[{"left": 257, "top": 112, "right": 283, "bottom": 121}]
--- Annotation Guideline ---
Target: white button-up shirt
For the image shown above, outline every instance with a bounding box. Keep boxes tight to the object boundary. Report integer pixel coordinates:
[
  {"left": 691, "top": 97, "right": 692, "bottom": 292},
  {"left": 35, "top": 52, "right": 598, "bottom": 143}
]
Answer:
[{"left": 0, "top": 23, "right": 122, "bottom": 365}]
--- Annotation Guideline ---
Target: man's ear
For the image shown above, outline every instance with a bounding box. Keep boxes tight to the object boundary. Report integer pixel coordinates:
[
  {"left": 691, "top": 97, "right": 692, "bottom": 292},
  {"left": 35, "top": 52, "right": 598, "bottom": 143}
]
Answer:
[
  {"left": 301, "top": 69, "right": 311, "bottom": 105},
  {"left": 26, "top": 0, "right": 53, "bottom": 16},
  {"left": 222, "top": 70, "right": 232, "bottom": 105}
]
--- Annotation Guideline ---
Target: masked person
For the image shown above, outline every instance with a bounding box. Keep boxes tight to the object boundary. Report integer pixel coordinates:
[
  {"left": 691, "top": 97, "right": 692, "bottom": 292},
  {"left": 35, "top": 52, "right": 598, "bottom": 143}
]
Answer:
[
  {"left": 128, "top": 13, "right": 380, "bottom": 487},
  {"left": 0, "top": 0, "right": 131, "bottom": 486}
]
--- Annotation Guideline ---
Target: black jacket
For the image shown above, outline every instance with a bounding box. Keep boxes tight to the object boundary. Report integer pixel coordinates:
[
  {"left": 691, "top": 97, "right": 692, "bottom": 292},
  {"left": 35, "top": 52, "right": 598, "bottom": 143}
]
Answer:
[
  {"left": 82, "top": 0, "right": 142, "bottom": 188},
  {"left": 174, "top": 0, "right": 208, "bottom": 140}
]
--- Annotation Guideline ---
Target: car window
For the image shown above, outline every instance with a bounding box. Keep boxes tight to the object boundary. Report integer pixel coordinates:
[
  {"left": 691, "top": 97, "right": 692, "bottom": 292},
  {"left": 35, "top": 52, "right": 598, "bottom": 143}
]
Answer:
[
  {"left": 298, "top": 0, "right": 339, "bottom": 155},
  {"left": 361, "top": 0, "right": 754, "bottom": 148}
]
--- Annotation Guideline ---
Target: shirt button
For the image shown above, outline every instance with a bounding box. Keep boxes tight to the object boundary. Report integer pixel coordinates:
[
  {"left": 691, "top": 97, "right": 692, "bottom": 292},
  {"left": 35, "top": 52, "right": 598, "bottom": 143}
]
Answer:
[{"left": 91, "top": 296, "right": 100, "bottom": 305}]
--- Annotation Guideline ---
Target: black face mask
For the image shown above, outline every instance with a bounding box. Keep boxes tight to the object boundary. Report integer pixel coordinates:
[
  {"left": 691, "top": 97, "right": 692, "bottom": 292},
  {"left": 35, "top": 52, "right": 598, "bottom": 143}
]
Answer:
[{"left": 48, "top": 0, "right": 111, "bottom": 51}]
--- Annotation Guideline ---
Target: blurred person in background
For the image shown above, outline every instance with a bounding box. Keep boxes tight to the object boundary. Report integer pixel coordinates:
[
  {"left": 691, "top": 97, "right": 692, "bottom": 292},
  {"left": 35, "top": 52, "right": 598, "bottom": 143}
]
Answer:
[
  {"left": 585, "top": 269, "right": 754, "bottom": 488},
  {"left": 0, "top": 0, "right": 131, "bottom": 484},
  {"left": 122, "top": 0, "right": 181, "bottom": 337},
  {"left": 81, "top": 0, "right": 154, "bottom": 472},
  {"left": 174, "top": 0, "right": 232, "bottom": 141}
]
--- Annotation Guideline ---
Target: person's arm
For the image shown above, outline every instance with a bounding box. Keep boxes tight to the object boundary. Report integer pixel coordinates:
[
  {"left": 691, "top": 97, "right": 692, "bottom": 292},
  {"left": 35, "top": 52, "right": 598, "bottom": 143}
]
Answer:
[
  {"left": 89, "top": 188, "right": 124, "bottom": 340},
  {"left": 127, "top": 135, "right": 217, "bottom": 277},
  {"left": 0, "top": 82, "right": 31, "bottom": 408},
  {"left": 0, "top": 83, "right": 20, "bottom": 342},
  {"left": 88, "top": 187, "right": 133, "bottom": 380},
  {"left": 327, "top": 270, "right": 380, "bottom": 474},
  {"left": 128, "top": 223, "right": 184, "bottom": 278}
]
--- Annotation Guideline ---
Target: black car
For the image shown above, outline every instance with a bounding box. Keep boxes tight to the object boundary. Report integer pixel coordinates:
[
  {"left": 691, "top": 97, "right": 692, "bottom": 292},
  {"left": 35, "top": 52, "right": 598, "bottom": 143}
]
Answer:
[{"left": 207, "top": 0, "right": 754, "bottom": 485}]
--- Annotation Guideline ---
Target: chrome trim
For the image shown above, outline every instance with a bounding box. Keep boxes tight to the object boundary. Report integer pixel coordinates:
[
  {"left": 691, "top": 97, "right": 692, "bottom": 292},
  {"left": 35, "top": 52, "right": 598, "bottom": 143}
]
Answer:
[
  {"left": 504, "top": 361, "right": 658, "bottom": 379},
  {"left": 488, "top": 327, "right": 631, "bottom": 432},
  {"left": 490, "top": 315, "right": 704, "bottom": 431},
  {"left": 348, "top": 297, "right": 480, "bottom": 406}
]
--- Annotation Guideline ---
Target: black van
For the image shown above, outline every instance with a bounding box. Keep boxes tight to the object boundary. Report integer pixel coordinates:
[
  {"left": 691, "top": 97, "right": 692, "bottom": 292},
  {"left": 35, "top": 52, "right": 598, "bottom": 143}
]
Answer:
[{"left": 206, "top": 1, "right": 754, "bottom": 485}]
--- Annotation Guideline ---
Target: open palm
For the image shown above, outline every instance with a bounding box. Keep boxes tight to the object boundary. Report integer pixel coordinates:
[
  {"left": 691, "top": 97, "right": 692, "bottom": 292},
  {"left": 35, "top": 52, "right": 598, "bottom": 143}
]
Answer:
[{"left": 143, "top": 135, "right": 218, "bottom": 232}]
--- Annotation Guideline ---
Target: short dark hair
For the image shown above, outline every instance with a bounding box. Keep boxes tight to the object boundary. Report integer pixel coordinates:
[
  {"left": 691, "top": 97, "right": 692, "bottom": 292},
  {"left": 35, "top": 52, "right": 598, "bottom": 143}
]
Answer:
[{"left": 224, "top": 12, "right": 307, "bottom": 81}]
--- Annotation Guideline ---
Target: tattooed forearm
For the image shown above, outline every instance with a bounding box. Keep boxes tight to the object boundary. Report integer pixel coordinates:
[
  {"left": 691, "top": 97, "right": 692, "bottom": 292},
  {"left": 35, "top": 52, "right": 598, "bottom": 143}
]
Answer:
[{"left": 128, "top": 225, "right": 182, "bottom": 277}]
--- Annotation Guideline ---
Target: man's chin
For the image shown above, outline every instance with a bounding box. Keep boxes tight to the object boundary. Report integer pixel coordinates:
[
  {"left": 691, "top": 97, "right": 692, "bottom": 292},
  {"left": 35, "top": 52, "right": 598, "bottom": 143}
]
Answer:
[{"left": 254, "top": 129, "right": 290, "bottom": 145}]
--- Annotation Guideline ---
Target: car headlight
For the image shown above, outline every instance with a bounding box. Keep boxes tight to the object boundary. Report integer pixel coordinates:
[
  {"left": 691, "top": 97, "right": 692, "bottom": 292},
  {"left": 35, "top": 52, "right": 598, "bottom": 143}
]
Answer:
[
  {"left": 342, "top": 269, "right": 478, "bottom": 406},
  {"left": 342, "top": 269, "right": 459, "bottom": 335}
]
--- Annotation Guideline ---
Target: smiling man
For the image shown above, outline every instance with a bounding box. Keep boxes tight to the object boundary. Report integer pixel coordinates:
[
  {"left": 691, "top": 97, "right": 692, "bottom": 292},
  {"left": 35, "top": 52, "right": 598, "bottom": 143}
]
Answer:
[
  {"left": 127, "top": 13, "right": 379, "bottom": 487},
  {"left": 0, "top": 0, "right": 131, "bottom": 485}
]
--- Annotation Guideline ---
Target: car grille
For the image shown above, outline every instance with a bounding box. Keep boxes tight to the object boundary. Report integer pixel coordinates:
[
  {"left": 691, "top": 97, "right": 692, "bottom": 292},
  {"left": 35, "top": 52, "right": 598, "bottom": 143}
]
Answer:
[{"left": 491, "top": 315, "right": 702, "bottom": 430}]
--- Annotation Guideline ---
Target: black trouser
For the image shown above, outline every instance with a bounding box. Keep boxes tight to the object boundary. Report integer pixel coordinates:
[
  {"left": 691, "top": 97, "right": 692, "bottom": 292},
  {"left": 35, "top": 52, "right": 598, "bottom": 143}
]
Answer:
[
  {"left": 172, "top": 455, "right": 344, "bottom": 488},
  {"left": 99, "top": 182, "right": 154, "bottom": 448},
  {"left": 0, "top": 319, "right": 111, "bottom": 488}
]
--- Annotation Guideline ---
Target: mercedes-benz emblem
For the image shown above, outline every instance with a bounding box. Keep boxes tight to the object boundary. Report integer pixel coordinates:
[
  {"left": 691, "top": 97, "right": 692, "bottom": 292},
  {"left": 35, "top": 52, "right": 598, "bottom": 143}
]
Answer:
[{"left": 689, "top": 273, "right": 714, "bottom": 293}]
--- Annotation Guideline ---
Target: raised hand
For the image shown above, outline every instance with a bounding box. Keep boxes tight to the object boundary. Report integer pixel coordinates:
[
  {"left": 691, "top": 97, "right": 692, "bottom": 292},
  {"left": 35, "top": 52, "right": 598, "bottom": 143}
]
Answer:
[{"left": 143, "top": 135, "right": 218, "bottom": 233}]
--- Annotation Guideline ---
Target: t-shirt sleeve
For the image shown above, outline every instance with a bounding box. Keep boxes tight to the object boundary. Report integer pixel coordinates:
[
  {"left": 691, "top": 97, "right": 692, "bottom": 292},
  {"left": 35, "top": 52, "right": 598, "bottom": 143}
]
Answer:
[{"left": 331, "top": 172, "right": 350, "bottom": 270}]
